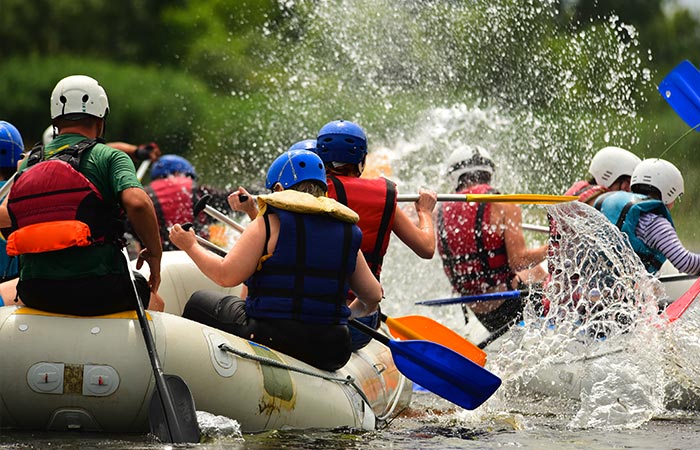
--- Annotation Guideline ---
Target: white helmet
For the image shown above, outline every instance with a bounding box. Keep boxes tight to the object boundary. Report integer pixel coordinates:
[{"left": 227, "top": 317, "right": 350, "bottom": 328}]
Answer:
[
  {"left": 446, "top": 145, "right": 495, "bottom": 185},
  {"left": 42, "top": 125, "right": 55, "bottom": 146},
  {"left": 50, "top": 75, "right": 109, "bottom": 120},
  {"left": 631, "top": 158, "right": 684, "bottom": 205},
  {"left": 588, "top": 146, "right": 641, "bottom": 188}
]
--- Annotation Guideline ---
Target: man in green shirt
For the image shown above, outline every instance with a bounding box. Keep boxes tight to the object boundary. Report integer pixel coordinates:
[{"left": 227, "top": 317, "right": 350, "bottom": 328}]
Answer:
[{"left": 0, "top": 75, "right": 162, "bottom": 315}]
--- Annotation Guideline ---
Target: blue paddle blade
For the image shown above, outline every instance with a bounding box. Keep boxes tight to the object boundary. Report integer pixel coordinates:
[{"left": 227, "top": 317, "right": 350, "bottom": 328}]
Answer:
[
  {"left": 658, "top": 60, "right": 700, "bottom": 130},
  {"left": 388, "top": 339, "right": 501, "bottom": 410}
]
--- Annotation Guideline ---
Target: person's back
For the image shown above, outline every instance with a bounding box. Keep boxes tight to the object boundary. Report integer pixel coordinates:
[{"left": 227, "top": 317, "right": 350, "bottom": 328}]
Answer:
[
  {"left": 146, "top": 155, "right": 197, "bottom": 250},
  {"left": 171, "top": 150, "right": 382, "bottom": 371},
  {"left": 437, "top": 145, "right": 547, "bottom": 332},
  {"left": 594, "top": 158, "right": 700, "bottom": 275},
  {"left": 0, "top": 75, "right": 162, "bottom": 316}
]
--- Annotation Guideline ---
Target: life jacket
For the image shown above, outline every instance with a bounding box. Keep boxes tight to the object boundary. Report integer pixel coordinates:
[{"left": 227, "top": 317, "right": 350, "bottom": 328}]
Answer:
[
  {"left": 245, "top": 191, "right": 362, "bottom": 325},
  {"left": 436, "top": 184, "right": 514, "bottom": 295},
  {"left": 593, "top": 191, "right": 673, "bottom": 273},
  {"left": 563, "top": 180, "right": 608, "bottom": 205},
  {"left": 326, "top": 175, "right": 397, "bottom": 280},
  {"left": 6, "top": 139, "right": 120, "bottom": 256},
  {"left": 145, "top": 176, "right": 196, "bottom": 251}
]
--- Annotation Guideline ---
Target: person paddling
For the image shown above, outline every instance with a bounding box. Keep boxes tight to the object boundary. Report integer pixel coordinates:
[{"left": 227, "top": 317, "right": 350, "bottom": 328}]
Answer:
[
  {"left": 594, "top": 158, "right": 700, "bottom": 275},
  {"left": 0, "top": 75, "right": 162, "bottom": 315},
  {"left": 437, "top": 145, "right": 548, "bottom": 333},
  {"left": 170, "top": 149, "right": 382, "bottom": 371},
  {"left": 313, "top": 119, "right": 437, "bottom": 350}
]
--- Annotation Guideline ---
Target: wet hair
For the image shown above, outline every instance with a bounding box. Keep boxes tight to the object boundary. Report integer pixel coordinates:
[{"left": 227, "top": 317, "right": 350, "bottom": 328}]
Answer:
[
  {"left": 53, "top": 115, "right": 102, "bottom": 130},
  {"left": 457, "top": 170, "right": 492, "bottom": 189},
  {"left": 290, "top": 180, "right": 327, "bottom": 197},
  {"left": 631, "top": 183, "right": 661, "bottom": 201}
]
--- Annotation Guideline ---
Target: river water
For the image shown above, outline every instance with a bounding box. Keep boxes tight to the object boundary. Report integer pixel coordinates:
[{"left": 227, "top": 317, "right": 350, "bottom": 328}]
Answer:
[{"left": 4, "top": 0, "right": 700, "bottom": 447}]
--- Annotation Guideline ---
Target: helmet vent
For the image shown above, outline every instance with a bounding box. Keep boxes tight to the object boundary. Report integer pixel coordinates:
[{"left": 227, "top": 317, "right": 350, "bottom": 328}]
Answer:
[
  {"left": 60, "top": 95, "right": 67, "bottom": 104},
  {"left": 82, "top": 94, "right": 89, "bottom": 102},
  {"left": 299, "top": 161, "right": 306, "bottom": 168}
]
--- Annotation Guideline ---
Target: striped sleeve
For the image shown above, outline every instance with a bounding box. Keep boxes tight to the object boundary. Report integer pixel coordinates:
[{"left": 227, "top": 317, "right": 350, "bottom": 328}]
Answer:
[{"left": 636, "top": 213, "right": 700, "bottom": 275}]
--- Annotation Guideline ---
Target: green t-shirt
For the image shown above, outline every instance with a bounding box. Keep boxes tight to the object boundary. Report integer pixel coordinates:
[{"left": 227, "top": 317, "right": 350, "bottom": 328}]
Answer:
[{"left": 18, "top": 134, "right": 143, "bottom": 280}]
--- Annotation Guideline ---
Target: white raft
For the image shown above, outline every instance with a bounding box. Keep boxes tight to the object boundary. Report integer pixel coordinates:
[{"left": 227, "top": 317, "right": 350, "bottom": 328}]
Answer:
[
  {"left": 0, "top": 251, "right": 411, "bottom": 433},
  {"left": 461, "top": 272, "right": 700, "bottom": 410}
]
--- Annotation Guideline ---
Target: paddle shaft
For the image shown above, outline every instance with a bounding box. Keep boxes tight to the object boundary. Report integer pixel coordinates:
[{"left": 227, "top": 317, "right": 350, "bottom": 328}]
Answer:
[
  {"left": 122, "top": 249, "right": 199, "bottom": 443},
  {"left": 0, "top": 172, "right": 18, "bottom": 200},
  {"left": 203, "top": 205, "right": 246, "bottom": 233},
  {"left": 416, "top": 289, "right": 525, "bottom": 306},
  {"left": 397, "top": 193, "right": 577, "bottom": 204},
  {"left": 136, "top": 159, "right": 151, "bottom": 182}
]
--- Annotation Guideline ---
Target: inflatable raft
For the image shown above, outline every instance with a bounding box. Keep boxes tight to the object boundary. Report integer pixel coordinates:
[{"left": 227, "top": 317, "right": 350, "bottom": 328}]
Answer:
[{"left": 0, "top": 251, "right": 412, "bottom": 433}]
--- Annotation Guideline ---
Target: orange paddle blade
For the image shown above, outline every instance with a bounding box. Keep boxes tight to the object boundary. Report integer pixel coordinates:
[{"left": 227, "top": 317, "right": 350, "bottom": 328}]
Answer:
[{"left": 384, "top": 315, "right": 487, "bottom": 367}]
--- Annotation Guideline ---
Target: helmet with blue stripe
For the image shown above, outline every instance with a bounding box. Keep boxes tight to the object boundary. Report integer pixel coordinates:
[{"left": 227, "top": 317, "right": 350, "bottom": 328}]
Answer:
[
  {"left": 316, "top": 120, "right": 368, "bottom": 165},
  {"left": 0, "top": 121, "right": 24, "bottom": 169},
  {"left": 266, "top": 150, "right": 327, "bottom": 191},
  {"left": 150, "top": 155, "right": 197, "bottom": 179}
]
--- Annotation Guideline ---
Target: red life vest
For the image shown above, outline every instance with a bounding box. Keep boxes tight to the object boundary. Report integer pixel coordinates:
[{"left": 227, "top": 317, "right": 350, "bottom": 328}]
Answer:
[
  {"left": 436, "top": 184, "right": 514, "bottom": 295},
  {"left": 326, "top": 175, "right": 397, "bottom": 279},
  {"left": 563, "top": 180, "right": 607, "bottom": 205},
  {"left": 6, "top": 139, "right": 118, "bottom": 256},
  {"left": 145, "top": 176, "right": 196, "bottom": 251}
]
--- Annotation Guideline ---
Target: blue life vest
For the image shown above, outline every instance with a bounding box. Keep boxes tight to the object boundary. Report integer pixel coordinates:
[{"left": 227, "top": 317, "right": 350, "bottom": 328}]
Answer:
[
  {"left": 594, "top": 191, "right": 673, "bottom": 273},
  {"left": 245, "top": 206, "right": 363, "bottom": 325}
]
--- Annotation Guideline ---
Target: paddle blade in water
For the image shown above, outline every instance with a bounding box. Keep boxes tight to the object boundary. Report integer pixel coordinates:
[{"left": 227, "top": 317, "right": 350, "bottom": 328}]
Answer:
[
  {"left": 658, "top": 60, "right": 700, "bottom": 130},
  {"left": 388, "top": 339, "right": 501, "bottom": 410},
  {"left": 386, "top": 315, "right": 487, "bottom": 366},
  {"left": 148, "top": 374, "right": 200, "bottom": 443}
]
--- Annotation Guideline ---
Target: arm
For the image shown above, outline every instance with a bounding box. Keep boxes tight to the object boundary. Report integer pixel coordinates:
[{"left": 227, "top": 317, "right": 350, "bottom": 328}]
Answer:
[
  {"left": 108, "top": 142, "right": 161, "bottom": 162},
  {"left": 227, "top": 186, "right": 258, "bottom": 221},
  {"left": 347, "top": 251, "right": 383, "bottom": 319},
  {"left": 391, "top": 188, "right": 437, "bottom": 259},
  {"left": 638, "top": 214, "right": 700, "bottom": 275},
  {"left": 121, "top": 187, "right": 163, "bottom": 292},
  {"left": 169, "top": 215, "right": 266, "bottom": 286},
  {"left": 498, "top": 202, "right": 548, "bottom": 271}
]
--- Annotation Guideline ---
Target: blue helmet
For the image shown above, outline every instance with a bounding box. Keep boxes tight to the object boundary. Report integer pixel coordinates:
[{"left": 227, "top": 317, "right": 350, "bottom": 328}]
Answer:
[
  {"left": 265, "top": 150, "right": 327, "bottom": 190},
  {"left": 0, "top": 121, "right": 24, "bottom": 169},
  {"left": 150, "top": 155, "right": 196, "bottom": 179},
  {"left": 316, "top": 120, "right": 367, "bottom": 165},
  {"left": 288, "top": 139, "right": 317, "bottom": 152}
]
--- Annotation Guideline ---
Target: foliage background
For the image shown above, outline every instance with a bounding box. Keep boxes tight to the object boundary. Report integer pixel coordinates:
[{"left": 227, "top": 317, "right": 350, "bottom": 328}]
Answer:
[{"left": 1, "top": 0, "right": 699, "bottom": 240}]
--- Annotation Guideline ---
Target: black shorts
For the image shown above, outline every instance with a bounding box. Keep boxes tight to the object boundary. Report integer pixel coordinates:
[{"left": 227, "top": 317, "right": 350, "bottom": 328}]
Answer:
[
  {"left": 183, "top": 289, "right": 352, "bottom": 371},
  {"left": 18, "top": 272, "right": 151, "bottom": 316}
]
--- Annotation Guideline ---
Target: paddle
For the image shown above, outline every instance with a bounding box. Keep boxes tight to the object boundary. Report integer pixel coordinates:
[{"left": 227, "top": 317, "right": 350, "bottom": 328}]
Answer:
[
  {"left": 381, "top": 313, "right": 487, "bottom": 366},
  {"left": 397, "top": 193, "right": 578, "bottom": 204},
  {"left": 662, "top": 276, "right": 700, "bottom": 323},
  {"left": 136, "top": 159, "right": 151, "bottom": 182},
  {"left": 349, "top": 319, "right": 501, "bottom": 410},
  {"left": 0, "top": 172, "right": 17, "bottom": 200},
  {"left": 180, "top": 195, "right": 230, "bottom": 257},
  {"left": 658, "top": 60, "right": 700, "bottom": 130},
  {"left": 122, "top": 248, "right": 200, "bottom": 443},
  {"left": 415, "top": 289, "right": 524, "bottom": 306}
]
